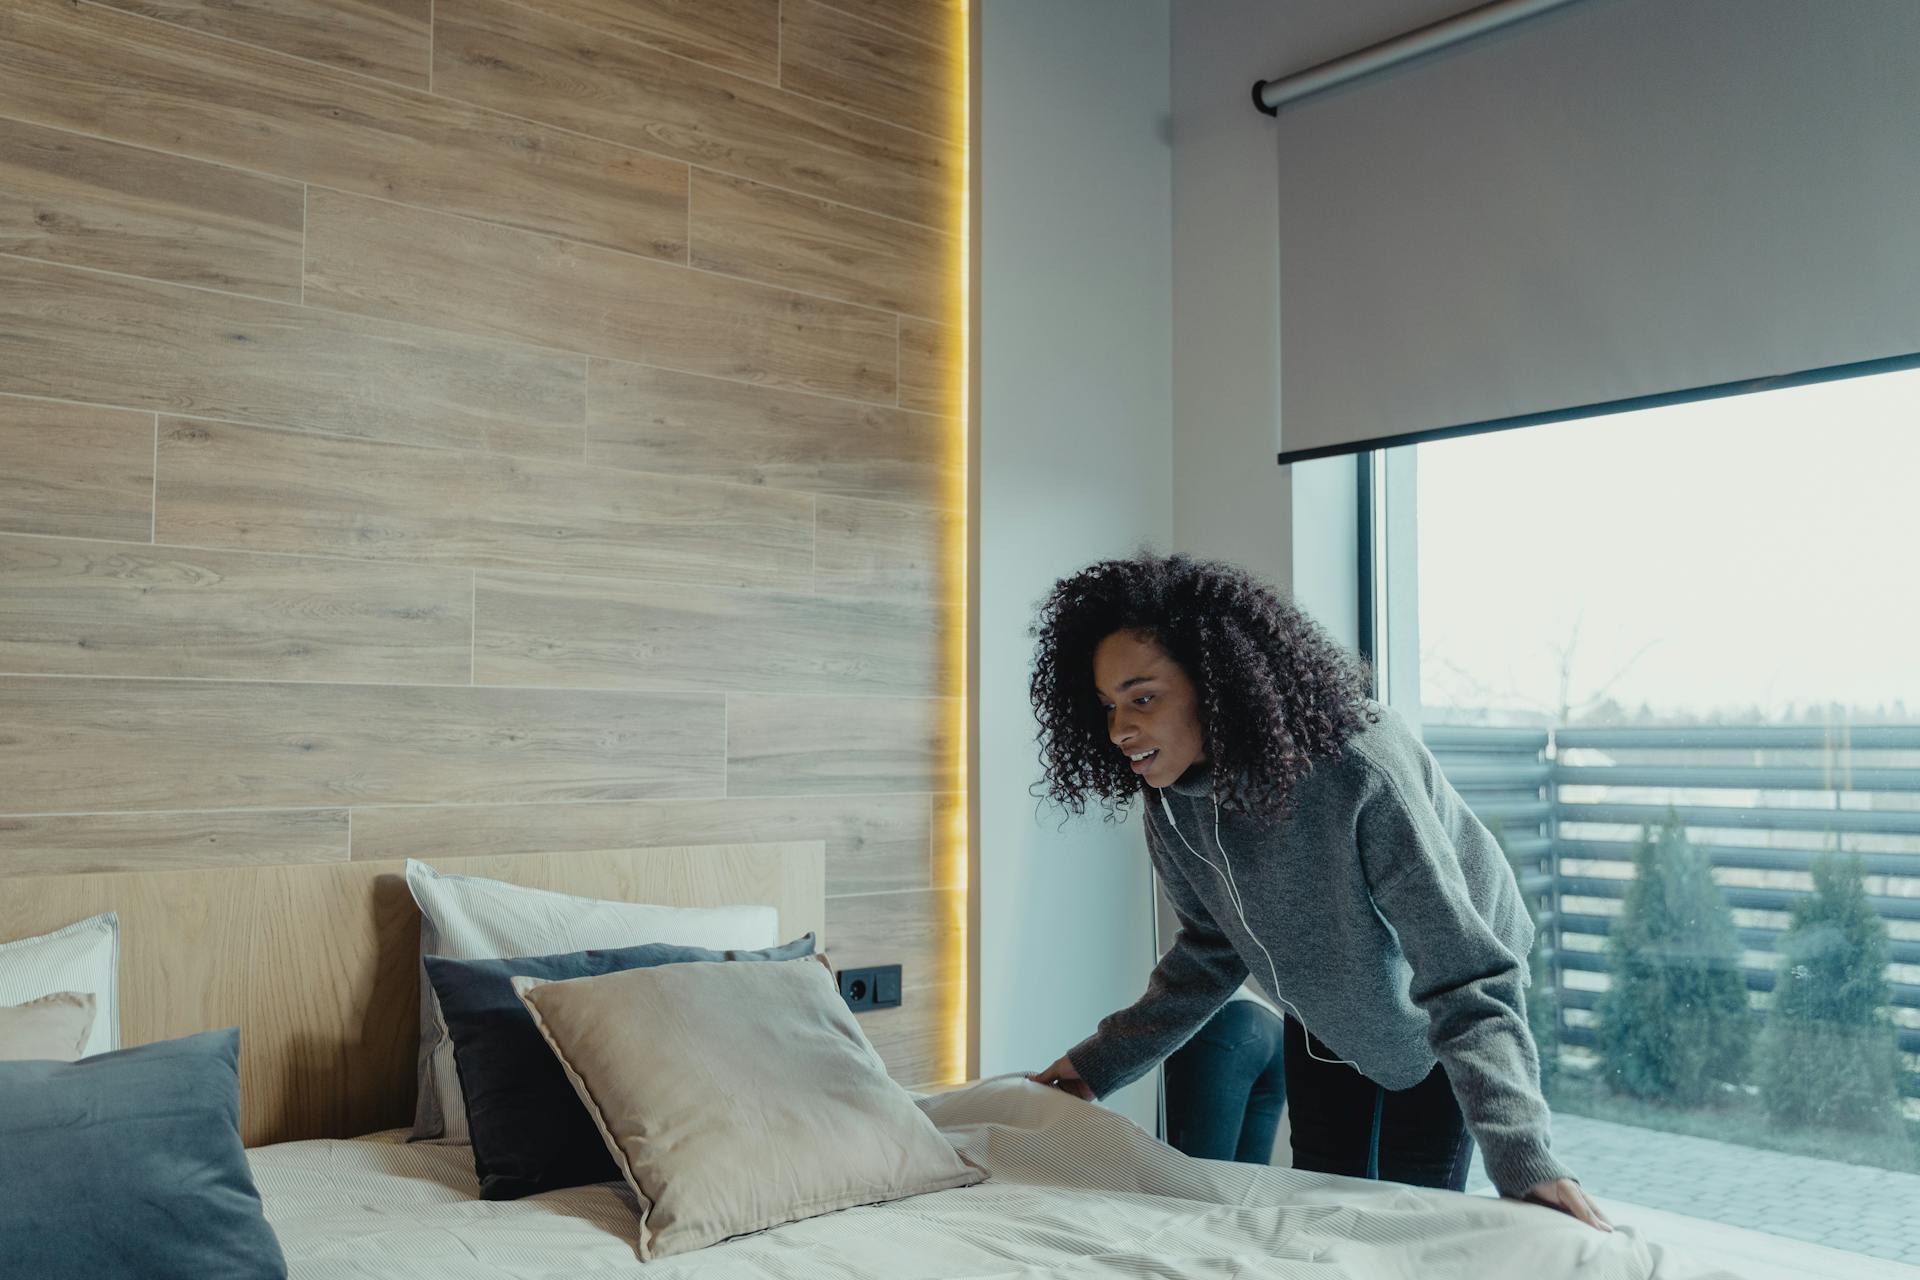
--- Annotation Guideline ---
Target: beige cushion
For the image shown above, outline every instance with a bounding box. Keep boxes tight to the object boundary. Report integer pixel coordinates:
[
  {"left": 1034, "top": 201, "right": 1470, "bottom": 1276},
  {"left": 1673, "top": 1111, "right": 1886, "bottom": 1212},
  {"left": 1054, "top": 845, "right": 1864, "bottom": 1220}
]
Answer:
[
  {"left": 0, "top": 991, "right": 97, "bottom": 1063},
  {"left": 515, "top": 959, "right": 982, "bottom": 1260}
]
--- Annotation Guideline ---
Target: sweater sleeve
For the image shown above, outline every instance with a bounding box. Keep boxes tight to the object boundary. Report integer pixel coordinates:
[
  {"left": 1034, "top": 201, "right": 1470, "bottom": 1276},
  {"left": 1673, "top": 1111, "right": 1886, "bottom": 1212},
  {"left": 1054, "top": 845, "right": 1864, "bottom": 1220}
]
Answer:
[
  {"left": 1359, "top": 766, "right": 1574, "bottom": 1196},
  {"left": 1065, "top": 818, "right": 1248, "bottom": 1100}
]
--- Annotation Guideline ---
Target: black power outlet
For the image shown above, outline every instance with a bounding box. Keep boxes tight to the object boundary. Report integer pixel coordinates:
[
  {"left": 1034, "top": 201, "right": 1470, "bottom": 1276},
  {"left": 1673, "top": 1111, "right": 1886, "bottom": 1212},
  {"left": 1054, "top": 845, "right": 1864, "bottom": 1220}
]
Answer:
[{"left": 836, "top": 964, "right": 903, "bottom": 1011}]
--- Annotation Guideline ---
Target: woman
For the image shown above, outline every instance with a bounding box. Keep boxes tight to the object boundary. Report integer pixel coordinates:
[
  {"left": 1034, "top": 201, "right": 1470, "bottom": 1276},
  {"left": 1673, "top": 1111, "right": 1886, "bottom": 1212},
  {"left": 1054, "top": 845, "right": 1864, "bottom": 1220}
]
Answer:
[{"left": 1026, "top": 553, "right": 1610, "bottom": 1231}]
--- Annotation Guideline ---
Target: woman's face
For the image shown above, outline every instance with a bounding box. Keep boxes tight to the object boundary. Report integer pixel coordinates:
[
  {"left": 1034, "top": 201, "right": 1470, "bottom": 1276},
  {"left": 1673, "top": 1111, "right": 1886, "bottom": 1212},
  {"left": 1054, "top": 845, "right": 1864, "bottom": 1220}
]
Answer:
[{"left": 1093, "top": 629, "right": 1206, "bottom": 790}]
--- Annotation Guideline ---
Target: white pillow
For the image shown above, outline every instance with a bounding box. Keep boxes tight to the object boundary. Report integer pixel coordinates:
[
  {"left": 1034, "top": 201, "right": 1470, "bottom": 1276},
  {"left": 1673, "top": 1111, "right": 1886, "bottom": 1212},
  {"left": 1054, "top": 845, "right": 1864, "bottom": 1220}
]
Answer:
[
  {"left": 404, "top": 860, "right": 779, "bottom": 1142},
  {"left": 0, "top": 913, "right": 119, "bottom": 1058}
]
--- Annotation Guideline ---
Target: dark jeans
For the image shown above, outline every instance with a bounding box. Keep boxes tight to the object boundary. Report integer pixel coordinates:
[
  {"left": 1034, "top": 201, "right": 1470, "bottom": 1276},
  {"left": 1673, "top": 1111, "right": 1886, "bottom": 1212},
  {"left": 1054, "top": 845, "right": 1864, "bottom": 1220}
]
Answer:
[
  {"left": 1283, "top": 1016, "right": 1475, "bottom": 1191},
  {"left": 1164, "top": 1000, "right": 1287, "bottom": 1164}
]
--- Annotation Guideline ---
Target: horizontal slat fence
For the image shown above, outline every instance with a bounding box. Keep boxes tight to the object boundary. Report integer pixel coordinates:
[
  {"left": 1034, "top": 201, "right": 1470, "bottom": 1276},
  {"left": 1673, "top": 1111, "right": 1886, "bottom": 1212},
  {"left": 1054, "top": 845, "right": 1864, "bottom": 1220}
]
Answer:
[{"left": 1427, "top": 722, "right": 1920, "bottom": 1096}]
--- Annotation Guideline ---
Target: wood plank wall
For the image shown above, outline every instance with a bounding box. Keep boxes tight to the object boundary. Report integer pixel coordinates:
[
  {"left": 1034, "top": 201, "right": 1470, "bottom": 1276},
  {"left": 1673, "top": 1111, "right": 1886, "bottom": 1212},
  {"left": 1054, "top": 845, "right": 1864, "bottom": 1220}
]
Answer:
[{"left": 0, "top": 0, "right": 966, "bottom": 1088}]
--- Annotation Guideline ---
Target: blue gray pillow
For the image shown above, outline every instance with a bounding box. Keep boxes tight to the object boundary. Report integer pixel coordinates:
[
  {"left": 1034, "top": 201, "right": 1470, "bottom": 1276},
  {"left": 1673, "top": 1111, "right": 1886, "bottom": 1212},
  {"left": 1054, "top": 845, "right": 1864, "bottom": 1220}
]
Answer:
[
  {"left": 425, "top": 933, "right": 818, "bottom": 1199},
  {"left": 0, "top": 1027, "right": 286, "bottom": 1280}
]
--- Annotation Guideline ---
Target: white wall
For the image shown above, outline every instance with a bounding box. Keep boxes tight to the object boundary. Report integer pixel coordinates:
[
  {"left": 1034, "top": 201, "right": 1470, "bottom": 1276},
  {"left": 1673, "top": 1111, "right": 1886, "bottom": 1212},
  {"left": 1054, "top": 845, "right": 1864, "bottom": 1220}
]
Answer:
[
  {"left": 1169, "top": 0, "right": 1467, "bottom": 601},
  {"left": 974, "top": 0, "right": 1172, "bottom": 1130},
  {"left": 972, "top": 0, "right": 1472, "bottom": 1128}
]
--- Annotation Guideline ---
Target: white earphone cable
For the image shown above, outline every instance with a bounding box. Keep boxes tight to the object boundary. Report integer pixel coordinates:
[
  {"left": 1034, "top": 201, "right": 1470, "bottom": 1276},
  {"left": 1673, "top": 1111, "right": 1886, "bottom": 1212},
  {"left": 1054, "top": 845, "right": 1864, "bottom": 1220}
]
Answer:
[{"left": 1158, "top": 789, "right": 1361, "bottom": 1071}]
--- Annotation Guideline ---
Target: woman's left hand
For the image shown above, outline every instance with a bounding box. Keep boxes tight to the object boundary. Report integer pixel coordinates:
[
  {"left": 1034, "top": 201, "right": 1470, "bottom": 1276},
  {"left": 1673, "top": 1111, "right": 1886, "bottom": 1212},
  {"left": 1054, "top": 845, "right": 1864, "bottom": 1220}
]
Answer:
[{"left": 1514, "top": 1178, "right": 1613, "bottom": 1232}]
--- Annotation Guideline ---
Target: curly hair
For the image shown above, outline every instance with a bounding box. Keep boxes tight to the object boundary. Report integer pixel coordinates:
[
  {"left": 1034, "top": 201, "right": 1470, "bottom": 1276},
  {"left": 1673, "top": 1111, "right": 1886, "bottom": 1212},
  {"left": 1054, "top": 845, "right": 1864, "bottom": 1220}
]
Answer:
[{"left": 1029, "top": 552, "right": 1376, "bottom": 824}]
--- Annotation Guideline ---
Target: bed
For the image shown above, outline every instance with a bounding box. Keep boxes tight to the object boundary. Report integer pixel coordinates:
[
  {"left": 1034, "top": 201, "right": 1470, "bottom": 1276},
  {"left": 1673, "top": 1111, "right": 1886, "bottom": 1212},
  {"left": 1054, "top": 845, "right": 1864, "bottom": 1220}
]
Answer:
[
  {"left": 6, "top": 842, "right": 1749, "bottom": 1279},
  {"left": 252, "top": 1076, "right": 1741, "bottom": 1280}
]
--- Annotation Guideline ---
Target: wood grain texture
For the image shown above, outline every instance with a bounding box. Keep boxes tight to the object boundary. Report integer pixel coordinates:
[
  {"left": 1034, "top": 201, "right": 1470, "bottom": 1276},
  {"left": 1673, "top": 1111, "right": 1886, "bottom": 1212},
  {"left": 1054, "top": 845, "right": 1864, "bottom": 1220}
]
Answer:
[
  {"left": 432, "top": 0, "right": 954, "bottom": 227},
  {"left": 825, "top": 886, "right": 962, "bottom": 1085},
  {"left": 0, "top": 533, "right": 472, "bottom": 683},
  {"left": 0, "top": 842, "right": 825, "bottom": 1142},
  {"left": 689, "top": 168, "right": 954, "bottom": 318},
  {"left": 585, "top": 361, "right": 953, "bottom": 507},
  {"left": 156, "top": 417, "right": 814, "bottom": 587},
  {"left": 301, "top": 186, "right": 663, "bottom": 352},
  {"left": 0, "top": 0, "right": 687, "bottom": 256},
  {"left": 780, "top": 1, "right": 956, "bottom": 141},
  {"left": 3, "top": 861, "right": 255, "bottom": 1069},
  {"left": 0, "top": 677, "right": 725, "bottom": 813},
  {"left": 304, "top": 188, "right": 895, "bottom": 402},
  {"left": 854, "top": 994, "right": 954, "bottom": 1088},
  {"left": 812, "top": 0, "right": 961, "bottom": 51},
  {"left": 89, "top": 0, "right": 432, "bottom": 90},
  {"left": 501, "top": 0, "right": 778, "bottom": 82},
  {"left": 348, "top": 793, "right": 934, "bottom": 894},
  {"left": 473, "top": 570, "right": 935, "bottom": 695},
  {"left": 0, "top": 116, "right": 304, "bottom": 301},
  {"left": 0, "top": 258, "right": 586, "bottom": 460},
  {"left": 726, "top": 693, "right": 956, "bottom": 796},
  {"left": 241, "top": 857, "right": 420, "bottom": 1141},
  {"left": 932, "top": 790, "right": 964, "bottom": 889},
  {"left": 898, "top": 316, "right": 960, "bottom": 415},
  {"left": 815, "top": 494, "right": 953, "bottom": 601},
  {"left": 0, "top": 808, "right": 347, "bottom": 877},
  {"left": 825, "top": 887, "right": 955, "bottom": 988},
  {"left": 0, "top": 397, "right": 154, "bottom": 541},
  {"left": 0, "top": 0, "right": 970, "bottom": 1089}
]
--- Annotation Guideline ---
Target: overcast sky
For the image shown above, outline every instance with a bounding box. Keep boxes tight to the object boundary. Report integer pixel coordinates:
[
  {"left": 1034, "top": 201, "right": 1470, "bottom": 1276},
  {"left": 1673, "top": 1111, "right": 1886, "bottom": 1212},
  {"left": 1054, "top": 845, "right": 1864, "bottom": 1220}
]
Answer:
[{"left": 1413, "top": 365, "right": 1920, "bottom": 721}]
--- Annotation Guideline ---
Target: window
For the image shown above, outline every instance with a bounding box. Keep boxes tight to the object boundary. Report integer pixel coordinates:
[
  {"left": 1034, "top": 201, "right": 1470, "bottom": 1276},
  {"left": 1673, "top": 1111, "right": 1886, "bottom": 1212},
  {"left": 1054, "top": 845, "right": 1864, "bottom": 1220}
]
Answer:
[{"left": 1371, "top": 366, "right": 1920, "bottom": 1262}]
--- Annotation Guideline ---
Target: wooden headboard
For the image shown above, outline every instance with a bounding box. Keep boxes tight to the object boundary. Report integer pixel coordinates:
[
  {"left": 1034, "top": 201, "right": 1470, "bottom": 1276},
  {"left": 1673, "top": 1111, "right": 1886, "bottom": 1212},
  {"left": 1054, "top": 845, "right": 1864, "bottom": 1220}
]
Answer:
[{"left": 0, "top": 841, "right": 826, "bottom": 1146}]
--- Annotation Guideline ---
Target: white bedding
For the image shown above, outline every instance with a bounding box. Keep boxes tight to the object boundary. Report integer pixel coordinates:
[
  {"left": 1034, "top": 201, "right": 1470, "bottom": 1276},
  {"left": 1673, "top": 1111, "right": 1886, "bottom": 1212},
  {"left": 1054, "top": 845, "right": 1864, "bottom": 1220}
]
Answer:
[{"left": 251, "top": 1075, "right": 1750, "bottom": 1280}]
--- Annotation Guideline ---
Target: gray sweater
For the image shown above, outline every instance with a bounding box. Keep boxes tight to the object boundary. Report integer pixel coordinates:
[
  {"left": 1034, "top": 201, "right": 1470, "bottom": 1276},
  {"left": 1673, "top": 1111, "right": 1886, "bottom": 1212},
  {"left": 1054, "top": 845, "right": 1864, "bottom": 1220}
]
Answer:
[{"left": 1067, "top": 703, "right": 1570, "bottom": 1196}]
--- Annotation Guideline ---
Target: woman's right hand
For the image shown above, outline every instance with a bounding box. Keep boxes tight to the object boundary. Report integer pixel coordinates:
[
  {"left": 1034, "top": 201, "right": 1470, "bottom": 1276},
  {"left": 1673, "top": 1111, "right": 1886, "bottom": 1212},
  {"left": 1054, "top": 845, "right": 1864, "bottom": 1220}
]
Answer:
[{"left": 1029, "top": 1053, "right": 1096, "bottom": 1101}]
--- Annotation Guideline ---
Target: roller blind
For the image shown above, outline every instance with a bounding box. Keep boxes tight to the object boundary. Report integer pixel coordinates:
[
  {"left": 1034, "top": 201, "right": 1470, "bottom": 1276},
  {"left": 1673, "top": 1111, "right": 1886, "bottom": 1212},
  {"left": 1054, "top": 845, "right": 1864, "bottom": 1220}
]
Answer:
[{"left": 1274, "top": 0, "right": 1920, "bottom": 463}]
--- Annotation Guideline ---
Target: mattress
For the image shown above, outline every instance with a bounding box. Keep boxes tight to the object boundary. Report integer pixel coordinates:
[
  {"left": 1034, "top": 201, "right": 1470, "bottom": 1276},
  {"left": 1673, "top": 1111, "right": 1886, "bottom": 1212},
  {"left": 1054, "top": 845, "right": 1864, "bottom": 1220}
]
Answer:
[{"left": 250, "top": 1075, "right": 1750, "bottom": 1280}]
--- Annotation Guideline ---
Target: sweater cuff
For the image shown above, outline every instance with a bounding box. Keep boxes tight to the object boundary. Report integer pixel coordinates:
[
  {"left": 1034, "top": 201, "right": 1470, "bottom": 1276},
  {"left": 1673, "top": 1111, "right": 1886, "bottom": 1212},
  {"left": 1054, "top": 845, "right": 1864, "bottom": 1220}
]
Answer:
[
  {"left": 1483, "top": 1141, "right": 1575, "bottom": 1198},
  {"left": 1064, "top": 1034, "right": 1133, "bottom": 1101}
]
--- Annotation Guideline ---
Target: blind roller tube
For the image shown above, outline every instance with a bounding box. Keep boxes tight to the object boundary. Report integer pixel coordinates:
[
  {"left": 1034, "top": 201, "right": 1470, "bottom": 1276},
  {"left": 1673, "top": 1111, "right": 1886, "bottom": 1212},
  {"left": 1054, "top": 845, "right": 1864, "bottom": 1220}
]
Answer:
[{"left": 1252, "top": 0, "right": 1583, "bottom": 115}]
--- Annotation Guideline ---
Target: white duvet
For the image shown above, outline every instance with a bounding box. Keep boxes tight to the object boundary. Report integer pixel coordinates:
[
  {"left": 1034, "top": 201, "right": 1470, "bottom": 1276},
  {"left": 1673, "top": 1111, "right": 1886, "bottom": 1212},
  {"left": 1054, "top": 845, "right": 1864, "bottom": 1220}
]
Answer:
[{"left": 251, "top": 1075, "right": 1748, "bottom": 1280}]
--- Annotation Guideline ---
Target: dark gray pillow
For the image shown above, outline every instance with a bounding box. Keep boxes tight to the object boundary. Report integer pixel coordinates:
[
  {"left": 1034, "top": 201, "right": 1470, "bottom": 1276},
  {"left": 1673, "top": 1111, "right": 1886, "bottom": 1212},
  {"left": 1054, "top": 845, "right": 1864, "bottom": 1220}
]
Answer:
[
  {"left": 425, "top": 933, "right": 817, "bottom": 1200},
  {"left": 0, "top": 1027, "right": 286, "bottom": 1280}
]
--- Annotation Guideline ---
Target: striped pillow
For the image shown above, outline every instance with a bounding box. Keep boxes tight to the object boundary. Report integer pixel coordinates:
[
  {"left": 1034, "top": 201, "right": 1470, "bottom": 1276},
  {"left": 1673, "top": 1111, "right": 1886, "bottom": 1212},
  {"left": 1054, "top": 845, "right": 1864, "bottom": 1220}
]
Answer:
[{"left": 0, "top": 914, "right": 118, "bottom": 1058}]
